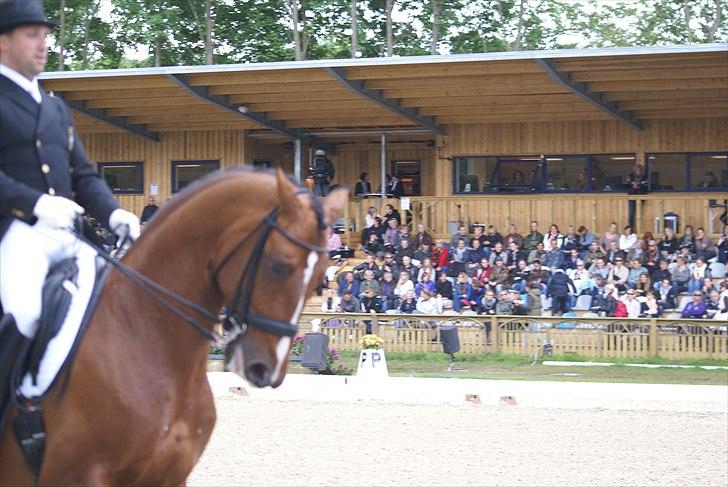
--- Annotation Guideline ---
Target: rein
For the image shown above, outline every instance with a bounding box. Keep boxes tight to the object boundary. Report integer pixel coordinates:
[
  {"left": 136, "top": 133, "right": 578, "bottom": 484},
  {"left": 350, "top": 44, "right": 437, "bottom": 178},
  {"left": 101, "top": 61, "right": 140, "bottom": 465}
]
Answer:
[{"left": 74, "top": 191, "right": 327, "bottom": 347}]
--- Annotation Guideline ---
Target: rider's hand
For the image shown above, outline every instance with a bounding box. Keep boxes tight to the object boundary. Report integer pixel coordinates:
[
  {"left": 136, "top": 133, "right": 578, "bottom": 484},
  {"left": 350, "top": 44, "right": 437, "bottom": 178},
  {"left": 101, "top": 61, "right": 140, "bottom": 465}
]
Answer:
[
  {"left": 109, "top": 208, "right": 141, "bottom": 241},
  {"left": 33, "top": 194, "right": 84, "bottom": 229}
]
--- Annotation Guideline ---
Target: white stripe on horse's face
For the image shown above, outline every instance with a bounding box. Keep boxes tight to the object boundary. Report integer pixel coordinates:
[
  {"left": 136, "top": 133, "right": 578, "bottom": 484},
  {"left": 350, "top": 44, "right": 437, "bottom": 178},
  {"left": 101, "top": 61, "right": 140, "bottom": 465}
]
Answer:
[{"left": 272, "top": 250, "right": 319, "bottom": 384}]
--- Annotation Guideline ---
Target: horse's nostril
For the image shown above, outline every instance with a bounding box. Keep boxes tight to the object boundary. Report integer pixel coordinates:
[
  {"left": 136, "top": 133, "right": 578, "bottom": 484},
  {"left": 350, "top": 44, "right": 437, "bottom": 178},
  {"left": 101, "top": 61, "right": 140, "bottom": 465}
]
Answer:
[{"left": 245, "top": 362, "right": 271, "bottom": 388}]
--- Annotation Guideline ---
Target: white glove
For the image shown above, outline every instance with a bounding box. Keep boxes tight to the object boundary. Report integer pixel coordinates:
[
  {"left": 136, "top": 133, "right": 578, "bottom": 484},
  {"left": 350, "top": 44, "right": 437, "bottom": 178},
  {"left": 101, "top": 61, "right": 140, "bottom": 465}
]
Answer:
[
  {"left": 33, "top": 194, "right": 84, "bottom": 229},
  {"left": 109, "top": 208, "right": 141, "bottom": 241}
]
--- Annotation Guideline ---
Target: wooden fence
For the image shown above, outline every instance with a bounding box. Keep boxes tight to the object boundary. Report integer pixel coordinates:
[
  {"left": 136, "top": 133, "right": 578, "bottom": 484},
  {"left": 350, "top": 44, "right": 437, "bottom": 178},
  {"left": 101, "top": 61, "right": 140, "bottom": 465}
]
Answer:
[{"left": 299, "top": 312, "right": 728, "bottom": 360}]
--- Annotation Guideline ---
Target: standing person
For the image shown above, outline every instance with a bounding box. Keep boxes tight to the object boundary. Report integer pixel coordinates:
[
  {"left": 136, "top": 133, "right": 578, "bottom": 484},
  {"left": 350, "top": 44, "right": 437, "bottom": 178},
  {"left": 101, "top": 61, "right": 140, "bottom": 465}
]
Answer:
[
  {"left": 140, "top": 196, "right": 159, "bottom": 225},
  {"left": 0, "top": 0, "right": 140, "bottom": 410},
  {"left": 309, "top": 149, "right": 334, "bottom": 197},
  {"left": 388, "top": 174, "right": 404, "bottom": 198},
  {"left": 354, "top": 172, "right": 371, "bottom": 197},
  {"left": 625, "top": 163, "right": 648, "bottom": 229}
]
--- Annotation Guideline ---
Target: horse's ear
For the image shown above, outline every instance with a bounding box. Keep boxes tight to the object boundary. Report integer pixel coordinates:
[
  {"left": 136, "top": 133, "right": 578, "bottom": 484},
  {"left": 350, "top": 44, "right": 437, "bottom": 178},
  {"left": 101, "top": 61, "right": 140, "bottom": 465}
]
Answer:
[
  {"left": 276, "top": 168, "right": 304, "bottom": 214},
  {"left": 322, "top": 186, "right": 349, "bottom": 225}
]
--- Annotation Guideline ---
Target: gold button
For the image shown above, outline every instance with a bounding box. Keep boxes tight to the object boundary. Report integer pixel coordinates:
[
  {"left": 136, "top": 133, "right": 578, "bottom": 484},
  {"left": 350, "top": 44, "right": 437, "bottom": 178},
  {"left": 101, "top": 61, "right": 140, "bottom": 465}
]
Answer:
[
  {"left": 41, "top": 164, "right": 50, "bottom": 173},
  {"left": 35, "top": 140, "right": 42, "bottom": 149},
  {"left": 12, "top": 209, "right": 25, "bottom": 218},
  {"left": 48, "top": 187, "right": 55, "bottom": 196}
]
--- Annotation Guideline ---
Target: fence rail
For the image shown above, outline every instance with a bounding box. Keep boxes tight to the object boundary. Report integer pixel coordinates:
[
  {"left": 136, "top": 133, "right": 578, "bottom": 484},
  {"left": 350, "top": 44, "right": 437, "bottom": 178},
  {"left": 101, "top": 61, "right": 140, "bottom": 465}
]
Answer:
[{"left": 299, "top": 313, "right": 728, "bottom": 360}]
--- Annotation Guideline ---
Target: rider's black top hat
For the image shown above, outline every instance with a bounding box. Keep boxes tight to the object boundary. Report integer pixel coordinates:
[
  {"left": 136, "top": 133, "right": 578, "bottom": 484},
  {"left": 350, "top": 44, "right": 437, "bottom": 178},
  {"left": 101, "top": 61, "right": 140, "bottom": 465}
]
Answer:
[{"left": 0, "top": 0, "right": 57, "bottom": 34}]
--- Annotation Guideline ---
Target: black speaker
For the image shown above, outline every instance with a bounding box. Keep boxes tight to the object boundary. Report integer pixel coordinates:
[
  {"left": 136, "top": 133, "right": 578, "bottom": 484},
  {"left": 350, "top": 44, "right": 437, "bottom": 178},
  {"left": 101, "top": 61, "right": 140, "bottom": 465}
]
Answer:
[
  {"left": 440, "top": 325, "right": 460, "bottom": 354},
  {"left": 301, "top": 333, "right": 329, "bottom": 371}
]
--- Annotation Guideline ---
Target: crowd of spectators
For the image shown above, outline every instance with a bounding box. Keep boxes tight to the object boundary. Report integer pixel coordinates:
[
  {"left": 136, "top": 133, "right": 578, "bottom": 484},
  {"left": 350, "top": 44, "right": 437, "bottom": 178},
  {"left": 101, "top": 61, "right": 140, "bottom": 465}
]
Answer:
[{"left": 322, "top": 215, "right": 728, "bottom": 321}]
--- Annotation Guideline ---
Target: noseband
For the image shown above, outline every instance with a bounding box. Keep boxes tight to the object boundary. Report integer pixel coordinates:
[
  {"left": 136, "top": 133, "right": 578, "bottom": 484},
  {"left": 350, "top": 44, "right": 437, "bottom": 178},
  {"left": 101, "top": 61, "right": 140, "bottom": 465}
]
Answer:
[{"left": 214, "top": 204, "right": 327, "bottom": 343}]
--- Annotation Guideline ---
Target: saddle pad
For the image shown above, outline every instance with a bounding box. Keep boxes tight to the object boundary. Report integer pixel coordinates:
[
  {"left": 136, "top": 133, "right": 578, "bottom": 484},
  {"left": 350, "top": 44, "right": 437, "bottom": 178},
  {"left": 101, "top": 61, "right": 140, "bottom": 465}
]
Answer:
[{"left": 18, "top": 244, "right": 98, "bottom": 398}]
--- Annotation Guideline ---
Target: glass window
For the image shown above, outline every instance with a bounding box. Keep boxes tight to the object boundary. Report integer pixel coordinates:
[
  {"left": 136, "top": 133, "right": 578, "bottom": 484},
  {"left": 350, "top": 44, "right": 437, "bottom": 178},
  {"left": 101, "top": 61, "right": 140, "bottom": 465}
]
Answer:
[
  {"left": 646, "top": 154, "right": 687, "bottom": 191},
  {"left": 690, "top": 153, "right": 728, "bottom": 191},
  {"left": 545, "top": 156, "right": 588, "bottom": 191},
  {"left": 491, "top": 157, "right": 541, "bottom": 192},
  {"left": 453, "top": 156, "right": 496, "bottom": 193},
  {"left": 98, "top": 162, "right": 144, "bottom": 194},
  {"left": 590, "top": 154, "right": 636, "bottom": 192},
  {"left": 172, "top": 160, "right": 220, "bottom": 192}
]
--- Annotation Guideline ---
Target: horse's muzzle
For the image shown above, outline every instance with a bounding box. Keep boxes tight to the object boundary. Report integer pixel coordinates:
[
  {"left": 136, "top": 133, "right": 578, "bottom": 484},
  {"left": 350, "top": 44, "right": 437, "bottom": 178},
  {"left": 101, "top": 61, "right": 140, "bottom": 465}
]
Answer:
[{"left": 245, "top": 362, "right": 272, "bottom": 388}]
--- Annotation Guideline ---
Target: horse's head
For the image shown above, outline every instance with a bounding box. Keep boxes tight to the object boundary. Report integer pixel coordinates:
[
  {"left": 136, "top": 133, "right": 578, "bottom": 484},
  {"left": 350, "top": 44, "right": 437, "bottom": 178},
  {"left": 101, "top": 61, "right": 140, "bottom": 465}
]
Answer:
[{"left": 217, "top": 169, "right": 347, "bottom": 387}]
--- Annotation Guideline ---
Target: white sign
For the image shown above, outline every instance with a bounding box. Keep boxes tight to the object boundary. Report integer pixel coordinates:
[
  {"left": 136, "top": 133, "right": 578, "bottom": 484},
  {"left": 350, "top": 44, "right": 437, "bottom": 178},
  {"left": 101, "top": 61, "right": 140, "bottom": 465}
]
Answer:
[
  {"left": 356, "top": 349, "right": 389, "bottom": 378},
  {"left": 400, "top": 197, "right": 410, "bottom": 210},
  {"left": 150, "top": 184, "right": 159, "bottom": 196}
]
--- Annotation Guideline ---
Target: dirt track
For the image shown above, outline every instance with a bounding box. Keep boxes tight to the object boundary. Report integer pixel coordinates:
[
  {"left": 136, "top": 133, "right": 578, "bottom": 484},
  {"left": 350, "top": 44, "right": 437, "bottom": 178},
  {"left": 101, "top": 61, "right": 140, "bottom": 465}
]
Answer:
[{"left": 189, "top": 395, "right": 727, "bottom": 487}]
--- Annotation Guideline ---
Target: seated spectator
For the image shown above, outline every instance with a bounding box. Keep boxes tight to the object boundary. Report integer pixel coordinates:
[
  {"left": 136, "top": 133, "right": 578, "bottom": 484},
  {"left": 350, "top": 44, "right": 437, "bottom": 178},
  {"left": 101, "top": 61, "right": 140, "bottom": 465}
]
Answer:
[
  {"left": 627, "top": 258, "right": 648, "bottom": 289},
  {"left": 675, "top": 245, "right": 694, "bottom": 265},
  {"left": 681, "top": 291, "right": 707, "bottom": 319},
  {"left": 643, "top": 239, "right": 659, "bottom": 274},
  {"left": 626, "top": 240, "right": 645, "bottom": 264},
  {"left": 320, "top": 288, "right": 341, "bottom": 313},
  {"left": 605, "top": 240, "right": 626, "bottom": 264},
  {"left": 416, "top": 289, "right": 442, "bottom": 315},
  {"left": 633, "top": 272, "right": 652, "bottom": 296},
  {"left": 528, "top": 241, "right": 547, "bottom": 265},
  {"left": 354, "top": 172, "right": 372, "bottom": 197},
  {"left": 326, "top": 227, "right": 342, "bottom": 259},
  {"left": 714, "top": 281, "right": 728, "bottom": 320},
  {"left": 495, "top": 290, "right": 516, "bottom": 315},
  {"left": 392, "top": 223, "right": 412, "bottom": 249},
  {"left": 563, "top": 248, "right": 581, "bottom": 271},
  {"left": 542, "top": 224, "right": 563, "bottom": 251},
  {"left": 364, "top": 206, "right": 379, "bottom": 228},
  {"left": 619, "top": 225, "right": 638, "bottom": 251},
  {"left": 488, "top": 241, "right": 507, "bottom": 266},
  {"left": 528, "top": 260, "right": 551, "bottom": 289},
  {"left": 337, "top": 291, "right": 360, "bottom": 313},
  {"left": 474, "top": 258, "right": 492, "bottom": 284},
  {"left": 697, "top": 171, "right": 720, "bottom": 189},
  {"left": 453, "top": 272, "right": 476, "bottom": 312},
  {"left": 688, "top": 257, "right": 710, "bottom": 293},
  {"left": 358, "top": 269, "right": 380, "bottom": 298},
  {"left": 651, "top": 258, "right": 671, "bottom": 284},
  {"left": 607, "top": 257, "right": 629, "bottom": 292},
  {"left": 479, "top": 288, "right": 498, "bottom": 315},
  {"left": 360, "top": 287, "right": 382, "bottom": 318},
  {"left": 394, "top": 238, "right": 414, "bottom": 263},
  {"left": 466, "top": 239, "right": 488, "bottom": 266},
  {"left": 361, "top": 216, "right": 385, "bottom": 247},
  {"left": 432, "top": 239, "right": 449, "bottom": 276},
  {"left": 641, "top": 290, "right": 660, "bottom": 318},
  {"left": 417, "top": 258, "right": 436, "bottom": 283},
  {"left": 577, "top": 225, "right": 596, "bottom": 252},
  {"left": 449, "top": 238, "right": 469, "bottom": 273},
  {"left": 589, "top": 257, "right": 611, "bottom": 281},
  {"left": 394, "top": 255, "right": 418, "bottom": 281},
  {"left": 380, "top": 252, "right": 397, "bottom": 276},
  {"left": 435, "top": 272, "right": 454, "bottom": 309},
  {"left": 717, "top": 224, "right": 728, "bottom": 264},
  {"left": 621, "top": 289, "right": 642, "bottom": 318},
  {"left": 487, "top": 258, "right": 510, "bottom": 293},
  {"left": 412, "top": 242, "right": 432, "bottom": 265},
  {"left": 393, "top": 271, "right": 414, "bottom": 301},
  {"left": 584, "top": 241, "right": 605, "bottom": 267},
  {"left": 670, "top": 256, "right": 690, "bottom": 293},
  {"left": 363, "top": 233, "right": 385, "bottom": 259},
  {"left": 705, "top": 290, "right": 722, "bottom": 319},
  {"left": 450, "top": 225, "right": 470, "bottom": 248},
  {"left": 655, "top": 279, "right": 677, "bottom": 310},
  {"left": 483, "top": 225, "right": 503, "bottom": 249},
  {"left": 588, "top": 274, "right": 607, "bottom": 299},
  {"left": 694, "top": 227, "right": 717, "bottom": 261},
  {"left": 471, "top": 225, "right": 486, "bottom": 246},
  {"left": 591, "top": 284, "right": 617, "bottom": 316},
  {"left": 414, "top": 223, "right": 432, "bottom": 248},
  {"left": 678, "top": 225, "right": 695, "bottom": 254},
  {"left": 510, "top": 259, "right": 531, "bottom": 292},
  {"left": 383, "top": 218, "right": 400, "bottom": 249},
  {"left": 658, "top": 226, "right": 679, "bottom": 257},
  {"left": 568, "top": 260, "right": 592, "bottom": 295},
  {"left": 599, "top": 222, "right": 619, "bottom": 253},
  {"left": 353, "top": 254, "right": 380, "bottom": 281},
  {"left": 337, "top": 271, "right": 359, "bottom": 297},
  {"left": 522, "top": 220, "right": 544, "bottom": 253},
  {"left": 547, "top": 268, "right": 576, "bottom": 316},
  {"left": 504, "top": 241, "right": 525, "bottom": 270},
  {"left": 383, "top": 204, "right": 401, "bottom": 226},
  {"left": 379, "top": 271, "right": 398, "bottom": 311},
  {"left": 397, "top": 290, "right": 418, "bottom": 314},
  {"left": 542, "top": 240, "right": 564, "bottom": 270},
  {"left": 561, "top": 225, "right": 580, "bottom": 253},
  {"left": 415, "top": 271, "right": 436, "bottom": 297},
  {"left": 505, "top": 224, "right": 524, "bottom": 249}
]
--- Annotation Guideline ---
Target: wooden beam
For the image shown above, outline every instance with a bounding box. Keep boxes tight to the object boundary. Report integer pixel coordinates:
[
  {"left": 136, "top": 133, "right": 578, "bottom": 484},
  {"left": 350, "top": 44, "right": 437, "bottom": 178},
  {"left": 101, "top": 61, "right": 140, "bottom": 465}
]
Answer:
[
  {"left": 344, "top": 60, "right": 543, "bottom": 79},
  {"left": 126, "top": 113, "right": 257, "bottom": 125},
  {"left": 366, "top": 73, "right": 553, "bottom": 90},
  {"left": 168, "top": 73, "right": 304, "bottom": 139},
  {"left": 106, "top": 106, "right": 224, "bottom": 117},
  {"left": 570, "top": 66, "right": 728, "bottom": 83},
  {"left": 382, "top": 84, "right": 570, "bottom": 98},
  {"left": 85, "top": 96, "right": 204, "bottom": 109},
  {"left": 145, "top": 122, "right": 254, "bottom": 132},
  {"left": 418, "top": 103, "right": 601, "bottom": 117},
  {"left": 400, "top": 93, "right": 583, "bottom": 108},
  {"left": 287, "top": 117, "right": 415, "bottom": 128},
  {"left": 554, "top": 54, "right": 728, "bottom": 71},
  {"left": 42, "top": 76, "right": 175, "bottom": 91},
  {"left": 207, "top": 81, "right": 343, "bottom": 95},
  {"left": 588, "top": 78, "right": 728, "bottom": 92},
  {"left": 437, "top": 113, "right": 612, "bottom": 124},
  {"left": 620, "top": 99, "right": 728, "bottom": 110},
  {"left": 185, "top": 69, "right": 333, "bottom": 85},
  {"left": 247, "top": 100, "right": 383, "bottom": 112},
  {"left": 55, "top": 91, "right": 160, "bottom": 142},
  {"left": 325, "top": 66, "right": 446, "bottom": 135},
  {"left": 605, "top": 89, "right": 728, "bottom": 102},
  {"left": 228, "top": 91, "right": 359, "bottom": 103},
  {"left": 536, "top": 58, "right": 643, "bottom": 132}
]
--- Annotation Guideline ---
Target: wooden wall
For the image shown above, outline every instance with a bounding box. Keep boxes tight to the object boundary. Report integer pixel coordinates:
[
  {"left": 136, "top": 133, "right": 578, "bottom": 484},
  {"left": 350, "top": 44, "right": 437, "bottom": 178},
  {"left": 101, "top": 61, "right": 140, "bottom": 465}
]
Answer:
[{"left": 82, "top": 130, "right": 246, "bottom": 216}]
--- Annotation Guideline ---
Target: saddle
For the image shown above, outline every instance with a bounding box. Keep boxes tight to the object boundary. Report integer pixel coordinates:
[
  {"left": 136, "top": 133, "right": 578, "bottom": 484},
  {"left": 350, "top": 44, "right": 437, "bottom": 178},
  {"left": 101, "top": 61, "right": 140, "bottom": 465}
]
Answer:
[{"left": 1, "top": 252, "right": 109, "bottom": 478}]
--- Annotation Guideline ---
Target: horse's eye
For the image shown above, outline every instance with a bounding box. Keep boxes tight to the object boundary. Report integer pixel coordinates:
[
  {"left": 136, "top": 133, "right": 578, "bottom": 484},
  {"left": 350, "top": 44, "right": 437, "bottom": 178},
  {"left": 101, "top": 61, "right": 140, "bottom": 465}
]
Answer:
[{"left": 269, "top": 261, "right": 293, "bottom": 278}]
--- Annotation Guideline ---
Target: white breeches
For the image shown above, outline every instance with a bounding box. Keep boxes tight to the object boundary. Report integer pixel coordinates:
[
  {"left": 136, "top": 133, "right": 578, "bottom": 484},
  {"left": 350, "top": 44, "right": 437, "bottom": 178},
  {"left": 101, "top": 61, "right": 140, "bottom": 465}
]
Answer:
[{"left": 0, "top": 220, "right": 91, "bottom": 337}]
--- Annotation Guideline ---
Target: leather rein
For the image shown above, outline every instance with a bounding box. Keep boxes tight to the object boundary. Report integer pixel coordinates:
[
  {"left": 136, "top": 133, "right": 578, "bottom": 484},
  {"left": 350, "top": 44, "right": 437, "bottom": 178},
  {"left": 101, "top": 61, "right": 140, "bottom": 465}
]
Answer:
[{"left": 77, "top": 194, "right": 327, "bottom": 348}]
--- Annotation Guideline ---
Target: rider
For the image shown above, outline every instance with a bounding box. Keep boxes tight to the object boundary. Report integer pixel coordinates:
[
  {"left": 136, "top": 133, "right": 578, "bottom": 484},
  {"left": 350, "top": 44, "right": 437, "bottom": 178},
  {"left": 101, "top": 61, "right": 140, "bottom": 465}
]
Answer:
[
  {"left": 0, "top": 0, "right": 140, "bottom": 410},
  {"left": 309, "top": 149, "right": 334, "bottom": 197}
]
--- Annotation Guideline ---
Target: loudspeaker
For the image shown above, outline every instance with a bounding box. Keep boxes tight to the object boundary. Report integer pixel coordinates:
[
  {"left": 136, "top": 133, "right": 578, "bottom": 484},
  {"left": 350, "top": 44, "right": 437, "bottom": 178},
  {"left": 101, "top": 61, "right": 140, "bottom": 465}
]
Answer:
[
  {"left": 301, "top": 333, "right": 329, "bottom": 371},
  {"left": 440, "top": 325, "right": 460, "bottom": 354}
]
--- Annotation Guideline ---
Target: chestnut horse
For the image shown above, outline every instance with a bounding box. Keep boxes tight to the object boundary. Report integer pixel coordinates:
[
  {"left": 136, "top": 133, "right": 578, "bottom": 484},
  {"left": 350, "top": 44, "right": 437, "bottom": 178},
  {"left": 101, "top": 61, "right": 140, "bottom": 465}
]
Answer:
[{"left": 0, "top": 168, "right": 347, "bottom": 485}]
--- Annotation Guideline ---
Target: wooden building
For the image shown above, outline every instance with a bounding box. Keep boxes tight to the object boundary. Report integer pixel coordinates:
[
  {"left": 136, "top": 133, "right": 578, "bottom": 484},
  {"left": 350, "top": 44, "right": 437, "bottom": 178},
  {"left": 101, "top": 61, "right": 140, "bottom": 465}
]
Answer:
[{"left": 39, "top": 43, "right": 728, "bottom": 239}]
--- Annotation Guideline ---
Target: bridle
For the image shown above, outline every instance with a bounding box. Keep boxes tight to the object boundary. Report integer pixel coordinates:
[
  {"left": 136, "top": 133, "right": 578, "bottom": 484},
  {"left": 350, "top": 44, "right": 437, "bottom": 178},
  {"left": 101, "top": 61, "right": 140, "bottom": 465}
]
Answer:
[{"left": 80, "top": 189, "right": 327, "bottom": 348}]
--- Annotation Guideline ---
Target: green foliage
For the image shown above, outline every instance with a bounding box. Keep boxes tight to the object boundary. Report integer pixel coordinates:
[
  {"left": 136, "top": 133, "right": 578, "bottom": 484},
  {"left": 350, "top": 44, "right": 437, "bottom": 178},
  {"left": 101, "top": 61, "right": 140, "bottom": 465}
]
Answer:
[{"left": 42, "top": 0, "right": 728, "bottom": 72}]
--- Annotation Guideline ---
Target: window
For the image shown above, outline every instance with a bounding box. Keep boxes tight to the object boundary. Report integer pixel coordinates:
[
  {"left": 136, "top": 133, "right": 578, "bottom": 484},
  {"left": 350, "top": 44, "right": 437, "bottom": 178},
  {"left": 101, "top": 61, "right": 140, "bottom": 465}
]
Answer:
[
  {"left": 172, "top": 160, "right": 220, "bottom": 192},
  {"left": 452, "top": 154, "right": 636, "bottom": 194},
  {"left": 647, "top": 152, "right": 728, "bottom": 191},
  {"left": 98, "top": 162, "right": 144, "bottom": 194}
]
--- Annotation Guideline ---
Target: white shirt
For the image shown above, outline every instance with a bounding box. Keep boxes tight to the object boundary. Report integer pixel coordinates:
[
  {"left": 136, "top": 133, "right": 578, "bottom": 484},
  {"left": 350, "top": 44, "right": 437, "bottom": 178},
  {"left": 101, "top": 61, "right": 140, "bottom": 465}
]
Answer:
[
  {"left": 0, "top": 63, "right": 42, "bottom": 103},
  {"left": 619, "top": 233, "right": 638, "bottom": 251}
]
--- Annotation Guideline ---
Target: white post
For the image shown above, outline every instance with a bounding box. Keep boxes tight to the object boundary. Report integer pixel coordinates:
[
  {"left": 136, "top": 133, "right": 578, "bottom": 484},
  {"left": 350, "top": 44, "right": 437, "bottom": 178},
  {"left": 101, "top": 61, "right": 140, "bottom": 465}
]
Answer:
[
  {"left": 294, "top": 138, "right": 302, "bottom": 182},
  {"left": 380, "top": 132, "right": 387, "bottom": 199}
]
